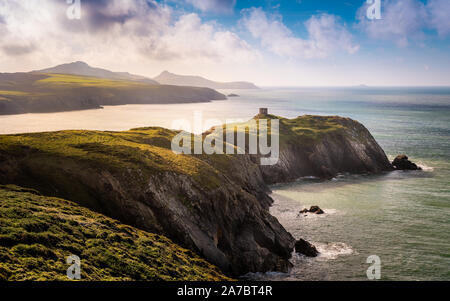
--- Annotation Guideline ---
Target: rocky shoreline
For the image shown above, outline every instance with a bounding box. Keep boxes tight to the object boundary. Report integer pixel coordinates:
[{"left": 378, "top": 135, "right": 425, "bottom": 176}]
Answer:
[{"left": 0, "top": 114, "right": 402, "bottom": 276}]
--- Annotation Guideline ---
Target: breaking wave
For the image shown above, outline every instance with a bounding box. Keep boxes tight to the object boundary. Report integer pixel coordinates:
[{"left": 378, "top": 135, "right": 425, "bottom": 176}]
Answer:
[{"left": 315, "top": 242, "right": 355, "bottom": 260}]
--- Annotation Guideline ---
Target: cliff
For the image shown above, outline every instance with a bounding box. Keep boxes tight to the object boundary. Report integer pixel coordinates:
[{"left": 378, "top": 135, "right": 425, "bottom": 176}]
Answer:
[
  {"left": 0, "top": 115, "right": 392, "bottom": 277},
  {"left": 256, "top": 115, "right": 393, "bottom": 183},
  {"left": 0, "top": 185, "right": 229, "bottom": 281}
]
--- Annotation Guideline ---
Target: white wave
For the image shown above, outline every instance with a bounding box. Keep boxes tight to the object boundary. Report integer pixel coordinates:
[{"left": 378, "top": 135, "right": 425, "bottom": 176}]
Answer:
[
  {"left": 417, "top": 162, "right": 434, "bottom": 172},
  {"left": 295, "top": 176, "right": 321, "bottom": 182},
  {"left": 314, "top": 242, "right": 354, "bottom": 260}
]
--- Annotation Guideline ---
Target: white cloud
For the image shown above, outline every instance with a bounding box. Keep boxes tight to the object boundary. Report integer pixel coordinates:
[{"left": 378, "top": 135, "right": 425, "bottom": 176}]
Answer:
[
  {"left": 357, "top": 0, "right": 450, "bottom": 46},
  {"left": 0, "top": 0, "right": 256, "bottom": 70},
  {"left": 357, "top": 0, "right": 428, "bottom": 47},
  {"left": 241, "top": 8, "right": 359, "bottom": 59},
  {"left": 147, "top": 13, "right": 256, "bottom": 62},
  {"left": 427, "top": 0, "right": 450, "bottom": 37},
  {"left": 185, "top": 0, "right": 236, "bottom": 14}
]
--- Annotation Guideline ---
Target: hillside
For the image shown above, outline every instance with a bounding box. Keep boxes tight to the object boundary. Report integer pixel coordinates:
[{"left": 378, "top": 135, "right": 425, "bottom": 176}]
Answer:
[
  {"left": 0, "top": 115, "right": 392, "bottom": 276},
  {"left": 154, "top": 71, "right": 258, "bottom": 89},
  {"left": 33, "top": 61, "right": 159, "bottom": 85},
  {"left": 0, "top": 73, "right": 226, "bottom": 115},
  {"left": 0, "top": 185, "right": 229, "bottom": 281}
]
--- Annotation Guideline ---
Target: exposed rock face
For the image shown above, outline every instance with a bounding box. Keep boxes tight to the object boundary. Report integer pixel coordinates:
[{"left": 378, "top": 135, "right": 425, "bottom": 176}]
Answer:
[
  {"left": 392, "top": 154, "right": 421, "bottom": 170},
  {"left": 257, "top": 116, "right": 393, "bottom": 184},
  {"left": 0, "top": 115, "right": 392, "bottom": 276},
  {"left": 295, "top": 239, "right": 319, "bottom": 257},
  {"left": 299, "top": 206, "right": 325, "bottom": 216}
]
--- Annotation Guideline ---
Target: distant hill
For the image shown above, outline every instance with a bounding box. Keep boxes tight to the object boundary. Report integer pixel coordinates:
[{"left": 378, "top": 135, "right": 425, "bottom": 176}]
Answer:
[
  {"left": 33, "top": 61, "right": 159, "bottom": 85},
  {"left": 0, "top": 73, "right": 226, "bottom": 115},
  {"left": 154, "top": 71, "right": 258, "bottom": 89}
]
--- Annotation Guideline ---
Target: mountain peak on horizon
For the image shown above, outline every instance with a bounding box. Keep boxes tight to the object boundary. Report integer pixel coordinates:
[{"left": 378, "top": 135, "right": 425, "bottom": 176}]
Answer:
[
  {"left": 70, "top": 61, "right": 89, "bottom": 66},
  {"left": 33, "top": 62, "right": 159, "bottom": 85},
  {"left": 154, "top": 71, "right": 258, "bottom": 90}
]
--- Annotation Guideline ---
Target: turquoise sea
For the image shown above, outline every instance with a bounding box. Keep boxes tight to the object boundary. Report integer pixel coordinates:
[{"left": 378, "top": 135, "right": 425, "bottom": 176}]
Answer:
[{"left": 1, "top": 87, "right": 449, "bottom": 280}]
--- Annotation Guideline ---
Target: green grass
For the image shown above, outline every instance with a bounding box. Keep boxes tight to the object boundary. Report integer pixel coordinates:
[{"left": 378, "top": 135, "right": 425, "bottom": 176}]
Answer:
[
  {"left": 0, "top": 185, "right": 230, "bottom": 281},
  {"left": 215, "top": 114, "right": 348, "bottom": 150},
  {"left": 278, "top": 115, "right": 347, "bottom": 142},
  {"left": 0, "top": 127, "right": 226, "bottom": 191},
  {"left": 35, "top": 74, "right": 149, "bottom": 89},
  {"left": 0, "top": 90, "right": 32, "bottom": 96}
]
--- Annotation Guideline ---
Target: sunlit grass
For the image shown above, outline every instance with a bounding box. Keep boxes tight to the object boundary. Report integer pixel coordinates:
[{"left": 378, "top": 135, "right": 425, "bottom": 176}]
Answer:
[
  {"left": 35, "top": 73, "right": 149, "bottom": 88},
  {"left": 0, "top": 90, "right": 32, "bottom": 96}
]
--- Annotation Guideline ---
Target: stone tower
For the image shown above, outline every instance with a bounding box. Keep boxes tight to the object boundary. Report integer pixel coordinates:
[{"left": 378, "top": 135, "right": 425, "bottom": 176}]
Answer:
[{"left": 259, "top": 108, "right": 268, "bottom": 115}]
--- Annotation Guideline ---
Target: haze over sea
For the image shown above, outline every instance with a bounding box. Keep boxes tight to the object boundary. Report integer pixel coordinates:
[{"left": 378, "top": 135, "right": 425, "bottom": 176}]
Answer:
[{"left": 1, "top": 87, "right": 449, "bottom": 280}]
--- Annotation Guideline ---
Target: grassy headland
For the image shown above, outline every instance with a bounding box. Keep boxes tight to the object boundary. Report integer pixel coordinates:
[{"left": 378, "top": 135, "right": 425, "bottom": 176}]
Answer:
[
  {"left": 0, "top": 114, "right": 392, "bottom": 277},
  {"left": 0, "top": 73, "right": 226, "bottom": 115}
]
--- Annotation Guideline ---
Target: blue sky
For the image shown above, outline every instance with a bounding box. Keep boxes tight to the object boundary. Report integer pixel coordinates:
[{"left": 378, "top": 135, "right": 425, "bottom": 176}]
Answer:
[{"left": 0, "top": 0, "right": 449, "bottom": 86}]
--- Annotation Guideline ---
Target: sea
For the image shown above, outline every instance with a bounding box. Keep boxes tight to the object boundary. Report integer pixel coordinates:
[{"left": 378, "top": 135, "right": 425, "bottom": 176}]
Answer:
[{"left": 1, "top": 86, "right": 449, "bottom": 281}]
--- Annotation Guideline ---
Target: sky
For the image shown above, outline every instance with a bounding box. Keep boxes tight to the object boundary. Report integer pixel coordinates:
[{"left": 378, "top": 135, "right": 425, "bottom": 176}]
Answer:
[{"left": 0, "top": 0, "right": 449, "bottom": 86}]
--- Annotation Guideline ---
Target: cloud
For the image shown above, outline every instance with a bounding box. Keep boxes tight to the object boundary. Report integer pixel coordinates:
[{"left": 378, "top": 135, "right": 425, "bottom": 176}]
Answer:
[
  {"left": 427, "top": 0, "right": 450, "bottom": 37},
  {"left": 143, "top": 13, "right": 256, "bottom": 62},
  {"left": 241, "top": 8, "right": 359, "bottom": 59},
  {"left": 185, "top": 0, "right": 236, "bottom": 14},
  {"left": 358, "top": 0, "right": 427, "bottom": 47},
  {"left": 2, "top": 44, "right": 36, "bottom": 56},
  {"left": 357, "top": 0, "right": 450, "bottom": 46},
  {"left": 0, "top": 0, "right": 256, "bottom": 66}
]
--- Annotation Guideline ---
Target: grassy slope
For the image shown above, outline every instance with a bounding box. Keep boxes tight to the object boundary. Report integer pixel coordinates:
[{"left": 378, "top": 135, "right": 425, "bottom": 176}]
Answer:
[
  {"left": 0, "top": 185, "right": 229, "bottom": 281},
  {"left": 0, "top": 73, "right": 226, "bottom": 114},
  {"left": 0, "top": 73, "right": 146, "bottom": 95},
  {"left": 215, "top": 114, "right": 348, "bottom": 148},
  {"left": 0, "top": 127, "right": 226, "bottom": 192},
  {"left": 35, "top": 73, "right": 151, "bottom": 89}
]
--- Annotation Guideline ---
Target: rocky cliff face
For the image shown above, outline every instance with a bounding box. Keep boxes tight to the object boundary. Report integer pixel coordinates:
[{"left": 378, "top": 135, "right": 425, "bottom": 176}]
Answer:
[
  {"left": 257, "top": 115, "right": 393, "bottom": 184},
  {"left": 0, "top": 115, "right": 392, "bottom": 276}
]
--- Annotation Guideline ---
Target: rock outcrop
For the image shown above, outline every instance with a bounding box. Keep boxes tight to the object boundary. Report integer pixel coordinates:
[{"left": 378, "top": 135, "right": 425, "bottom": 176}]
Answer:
[
  {"left": 392, "top": 154, "right": 422, "bottom": 170},
  {"left": 0, "top": 114, "right": 392, "bottom": 276},
  {"left": 255, "top": 115, "right": 393, "bottom": 184},
  {"left": 299, "top": 206, "right": 325, "bottom": 216},
  {"left": 295, "top": 239, "right": 319, "bottom": 257}
]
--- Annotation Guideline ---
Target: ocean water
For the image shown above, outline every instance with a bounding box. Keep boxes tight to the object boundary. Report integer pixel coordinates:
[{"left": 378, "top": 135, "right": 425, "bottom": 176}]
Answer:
[{"left": 1, "top": 87, "right": 449, "bottom": 280}]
